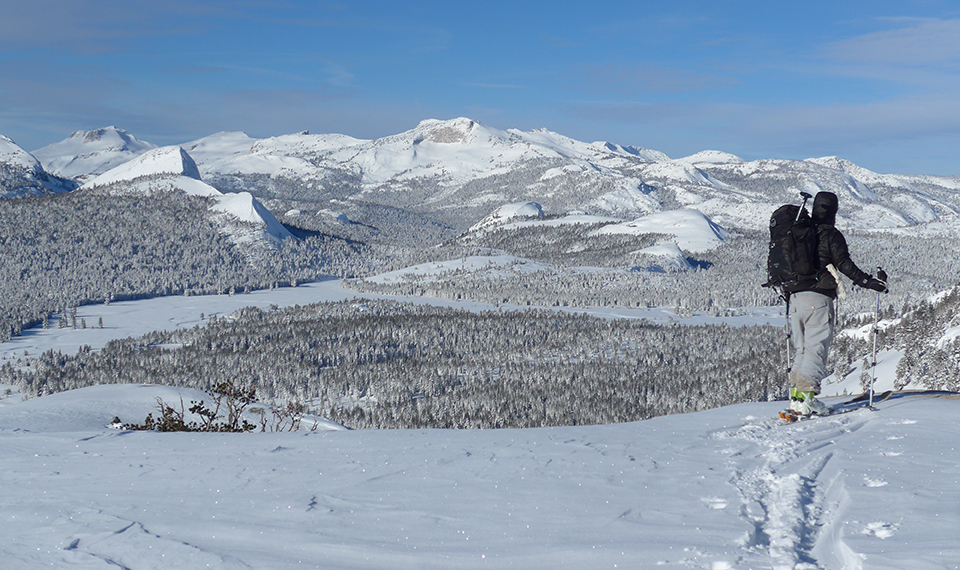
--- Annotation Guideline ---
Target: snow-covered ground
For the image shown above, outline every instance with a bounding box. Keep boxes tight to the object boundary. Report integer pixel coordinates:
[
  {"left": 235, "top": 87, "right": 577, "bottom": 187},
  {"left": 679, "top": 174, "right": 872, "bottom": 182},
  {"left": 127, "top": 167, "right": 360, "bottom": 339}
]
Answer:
[{"left": 2, "top": 382, "right": 957, "bottom": 570}]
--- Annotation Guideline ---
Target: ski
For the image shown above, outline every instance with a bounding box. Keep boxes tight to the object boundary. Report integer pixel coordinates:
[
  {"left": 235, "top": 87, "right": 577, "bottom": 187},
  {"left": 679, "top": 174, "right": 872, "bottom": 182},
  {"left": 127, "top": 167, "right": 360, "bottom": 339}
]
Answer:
[
  {"left": 778, "top": 409, "right": 829, "bottom": 422},
  {"left": 778, "top": 409, "right": 803, "bottom": 422},
  {"left": 844, "top": 389, "right": 893, "bottom": 405},
  {"left": 777, "top": 393, "right": 888, "bottom": 423},
  {"left": 778, "top": 406, "right": 854, "bottom": 423}
]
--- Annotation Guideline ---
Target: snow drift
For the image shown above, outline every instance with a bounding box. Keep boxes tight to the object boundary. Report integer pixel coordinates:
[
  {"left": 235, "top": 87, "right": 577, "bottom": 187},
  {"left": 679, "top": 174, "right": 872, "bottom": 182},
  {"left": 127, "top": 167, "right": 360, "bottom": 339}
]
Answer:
[{"left": 469, "top": 201, "right": 545, "bottom": 234}]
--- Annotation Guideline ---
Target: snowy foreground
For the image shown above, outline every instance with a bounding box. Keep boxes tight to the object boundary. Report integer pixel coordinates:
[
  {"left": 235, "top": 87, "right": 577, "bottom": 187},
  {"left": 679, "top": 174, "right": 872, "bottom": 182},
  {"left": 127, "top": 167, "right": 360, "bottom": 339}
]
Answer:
[{"left": 2, "top": 383, "right": 958, "bottom": 570}]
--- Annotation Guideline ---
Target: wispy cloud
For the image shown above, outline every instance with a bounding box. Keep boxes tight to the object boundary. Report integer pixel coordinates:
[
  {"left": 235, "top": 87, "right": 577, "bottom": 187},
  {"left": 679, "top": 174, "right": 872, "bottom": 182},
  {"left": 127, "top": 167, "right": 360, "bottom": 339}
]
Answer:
[
  {"left": 562, "top": 94, "right": 960, "bottom": 168},
  {"left": 747, "top": 97, "right": 960, "bottom": 146},
  {"left": 824, "top": 18, "right": 960, "bottom": 67},
  {"left": 0, "top": 0, "right": 229, "bottom": 52},
  {"left": 563, "top": 100, "right": 690, "bottom": 125}
]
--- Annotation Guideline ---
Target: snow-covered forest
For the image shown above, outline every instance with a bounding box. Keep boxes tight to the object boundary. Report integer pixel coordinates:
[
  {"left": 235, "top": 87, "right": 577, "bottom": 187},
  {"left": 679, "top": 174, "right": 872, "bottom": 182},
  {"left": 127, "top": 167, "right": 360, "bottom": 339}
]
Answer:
[
  {"left": 2, "top": 299, "right": 785, "bottom": 428},
  {"left": 0, "top": 191, "right": 373, "bottom": 340},
  {"left": 349, "top": 224, "right": 958, "bottom": 318}
]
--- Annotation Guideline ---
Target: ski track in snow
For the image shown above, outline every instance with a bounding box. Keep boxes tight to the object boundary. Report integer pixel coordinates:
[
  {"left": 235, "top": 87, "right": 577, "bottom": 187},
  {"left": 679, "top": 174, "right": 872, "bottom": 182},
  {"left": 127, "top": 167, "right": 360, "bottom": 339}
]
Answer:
[
  {"left": 713, "top": 412, "right": 866, "bottom": 569},
  {"left": 711, "top": 400, "right": 960, "bottom": 570}
]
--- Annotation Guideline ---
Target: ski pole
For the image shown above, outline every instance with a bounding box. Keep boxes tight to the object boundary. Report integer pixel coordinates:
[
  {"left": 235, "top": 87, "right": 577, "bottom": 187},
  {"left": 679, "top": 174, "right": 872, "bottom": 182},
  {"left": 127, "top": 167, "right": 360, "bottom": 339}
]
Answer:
[
  {"left": 784, "top": 292, "right": 792, "bottom": 380},
  {"left": 869, "top": 267, "right": 887, "bottom": 408}
]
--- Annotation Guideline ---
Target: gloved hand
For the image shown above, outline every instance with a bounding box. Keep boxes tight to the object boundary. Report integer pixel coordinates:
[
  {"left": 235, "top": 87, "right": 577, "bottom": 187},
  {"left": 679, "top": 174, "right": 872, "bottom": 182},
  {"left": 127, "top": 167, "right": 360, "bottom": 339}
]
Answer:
[{"left": 862, "top": 276, "right": 888, "bottom": 293}]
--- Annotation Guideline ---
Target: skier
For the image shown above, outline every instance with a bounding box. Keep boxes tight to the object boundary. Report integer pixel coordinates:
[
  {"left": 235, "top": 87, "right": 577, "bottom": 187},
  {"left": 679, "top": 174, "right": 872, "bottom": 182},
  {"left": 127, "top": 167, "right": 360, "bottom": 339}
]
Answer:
[{"left": 788, "top": 191, "right": 887, "bottom": 415}]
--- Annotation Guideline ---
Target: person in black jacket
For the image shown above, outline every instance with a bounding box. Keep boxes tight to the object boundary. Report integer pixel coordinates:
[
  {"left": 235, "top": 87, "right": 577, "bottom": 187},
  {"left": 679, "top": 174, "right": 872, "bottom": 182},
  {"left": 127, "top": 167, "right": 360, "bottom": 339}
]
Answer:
[{"left": 788, "top": 191, "right": 887, "bottom": 415}]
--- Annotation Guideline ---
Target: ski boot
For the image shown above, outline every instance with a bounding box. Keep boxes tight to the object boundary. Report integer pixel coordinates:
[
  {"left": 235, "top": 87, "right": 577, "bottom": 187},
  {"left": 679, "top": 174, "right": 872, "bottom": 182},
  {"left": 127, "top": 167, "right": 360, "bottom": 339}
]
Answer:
[{"left": 780, "top": 388, "right": 830, "bottom": 421}]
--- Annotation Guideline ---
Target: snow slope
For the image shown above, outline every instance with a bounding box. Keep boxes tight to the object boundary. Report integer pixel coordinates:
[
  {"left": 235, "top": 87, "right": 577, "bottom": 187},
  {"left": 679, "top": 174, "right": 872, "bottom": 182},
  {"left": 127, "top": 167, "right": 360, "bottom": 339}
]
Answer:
[
  {"left": 0, "top": 134, "right": 76, "bottom": 197},
  {"left": 593, "top": 209, "right": 731, "bottom": 253},
  {"left": 80, "top": 145, "right": 293, "bottom": 245},
  {"left": 1, "top": 383, "right": 957, "bottom": 570},
  {"left": 1, "top": 266, "right": 955, "bottom": 568},
  {"left": 211, "top": 190, "right": 294, "bottom": 244}
]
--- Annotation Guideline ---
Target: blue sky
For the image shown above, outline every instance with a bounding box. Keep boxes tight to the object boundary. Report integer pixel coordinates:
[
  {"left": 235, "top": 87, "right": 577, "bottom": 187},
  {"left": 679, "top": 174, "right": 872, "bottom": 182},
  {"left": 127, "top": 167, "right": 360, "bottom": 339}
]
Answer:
[{"left": 3, "top": 1, "right": 960, "bottom": 174}]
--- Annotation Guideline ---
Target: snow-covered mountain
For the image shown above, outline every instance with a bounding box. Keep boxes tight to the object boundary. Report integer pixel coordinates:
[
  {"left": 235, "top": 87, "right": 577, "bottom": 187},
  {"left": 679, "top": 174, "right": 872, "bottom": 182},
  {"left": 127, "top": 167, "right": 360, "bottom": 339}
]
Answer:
[
  {"left": 180, "top": 118, "right": 960, "bottom": 236},
  {"left": 82, "top": 145, "right": 204, "bottom": 190},
  {"left": 33, "top": 126, "right": 157, "bottom": 184},
  {"left": 188, "top": 118, "right": 666, "bottom": 226},
  {"left": 0, "top": 135, "right": 76, "bottom": 197},
  {"left": 13, "top": 118, "right": 960, "bottom": 238},
  {"left": 675, "top": 153, "right": 960, "bottom": 231},
  {"left": 81, "top": 145, "right": 293, "bottom": 246}
]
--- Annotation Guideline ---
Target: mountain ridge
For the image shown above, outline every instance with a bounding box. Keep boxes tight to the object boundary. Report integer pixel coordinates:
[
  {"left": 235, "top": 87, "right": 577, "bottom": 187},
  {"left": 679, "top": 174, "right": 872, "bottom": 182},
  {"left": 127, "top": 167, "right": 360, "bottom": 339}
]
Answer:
[{"left": 5, "top": 118, "right": 960, "bottom": 236}]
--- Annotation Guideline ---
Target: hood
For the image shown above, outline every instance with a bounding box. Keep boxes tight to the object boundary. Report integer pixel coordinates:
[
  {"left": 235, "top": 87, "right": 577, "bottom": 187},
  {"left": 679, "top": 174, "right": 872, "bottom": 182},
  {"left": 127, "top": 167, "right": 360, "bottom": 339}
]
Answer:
[{"left": 812, "top": 191, "right": 838, "bottom": 226}]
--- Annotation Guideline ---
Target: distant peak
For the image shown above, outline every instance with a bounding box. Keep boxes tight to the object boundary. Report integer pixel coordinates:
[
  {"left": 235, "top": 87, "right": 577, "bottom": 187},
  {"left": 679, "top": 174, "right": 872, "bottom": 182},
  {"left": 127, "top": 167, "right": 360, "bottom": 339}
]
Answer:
[
  {"left": 413, "top": 118, "right": 480, "bottom": 144},
  {"left": 679, "top": 150, "right": 744, "bottom": 165},
  {"left": 593, "top": 141, "right": 670, "bottom": 162},
  {"left": 61, "top": 126, "right": 154, "bottom": 153},
  {"left": 70, "top": 126, "right": 125, "bottom": 141},
  {"left": 806, "top": 156, "right": 850, "bottom": 170},
  {"left": 417, "top": 117, "right": 479, "bottom": 130}
]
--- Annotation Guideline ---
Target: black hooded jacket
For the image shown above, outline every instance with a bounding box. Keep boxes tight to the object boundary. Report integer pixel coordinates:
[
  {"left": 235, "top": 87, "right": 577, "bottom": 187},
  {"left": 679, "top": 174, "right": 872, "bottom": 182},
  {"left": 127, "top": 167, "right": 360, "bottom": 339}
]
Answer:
[{"left": 802, "top": 192, "right": 874, "bottom": 298}]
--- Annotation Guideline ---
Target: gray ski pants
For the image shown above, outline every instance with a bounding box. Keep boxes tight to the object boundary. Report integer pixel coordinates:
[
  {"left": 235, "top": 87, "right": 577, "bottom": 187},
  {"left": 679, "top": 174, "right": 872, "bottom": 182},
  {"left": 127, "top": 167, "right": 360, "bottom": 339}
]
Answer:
[{"left": 789, "top": 291, "right": 836, "bottom": 394}]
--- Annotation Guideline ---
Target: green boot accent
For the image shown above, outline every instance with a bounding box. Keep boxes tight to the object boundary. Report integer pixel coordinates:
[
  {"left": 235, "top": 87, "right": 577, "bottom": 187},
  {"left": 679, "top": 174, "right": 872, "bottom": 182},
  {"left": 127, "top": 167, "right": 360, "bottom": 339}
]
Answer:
[{"left": 797, "top": 390, "right": 817, "bottom": 402}]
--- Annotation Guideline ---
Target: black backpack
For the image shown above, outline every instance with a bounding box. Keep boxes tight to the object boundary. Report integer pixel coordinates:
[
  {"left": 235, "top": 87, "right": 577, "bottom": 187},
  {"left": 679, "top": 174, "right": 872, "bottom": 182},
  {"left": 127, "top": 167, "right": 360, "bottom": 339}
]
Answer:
[{"left": 764, "top": 200, "right": 819, "bottom": 294}]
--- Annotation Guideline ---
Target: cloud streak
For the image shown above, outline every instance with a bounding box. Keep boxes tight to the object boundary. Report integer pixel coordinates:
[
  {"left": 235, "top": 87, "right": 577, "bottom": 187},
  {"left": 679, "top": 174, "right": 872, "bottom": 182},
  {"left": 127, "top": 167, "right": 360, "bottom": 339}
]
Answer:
[
  {"left": 824, "top": 18, "right": 960, "bottom": 67},
  {"left": 0, "top": 0, "right": 229, "bottom": 53}
]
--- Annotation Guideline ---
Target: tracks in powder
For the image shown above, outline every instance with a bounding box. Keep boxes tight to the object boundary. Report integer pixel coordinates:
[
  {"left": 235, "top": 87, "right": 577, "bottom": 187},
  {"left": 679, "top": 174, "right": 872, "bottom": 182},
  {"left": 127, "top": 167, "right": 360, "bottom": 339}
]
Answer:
[{"left": 712, "top": 409, "right": 871, "bottom": 569}]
